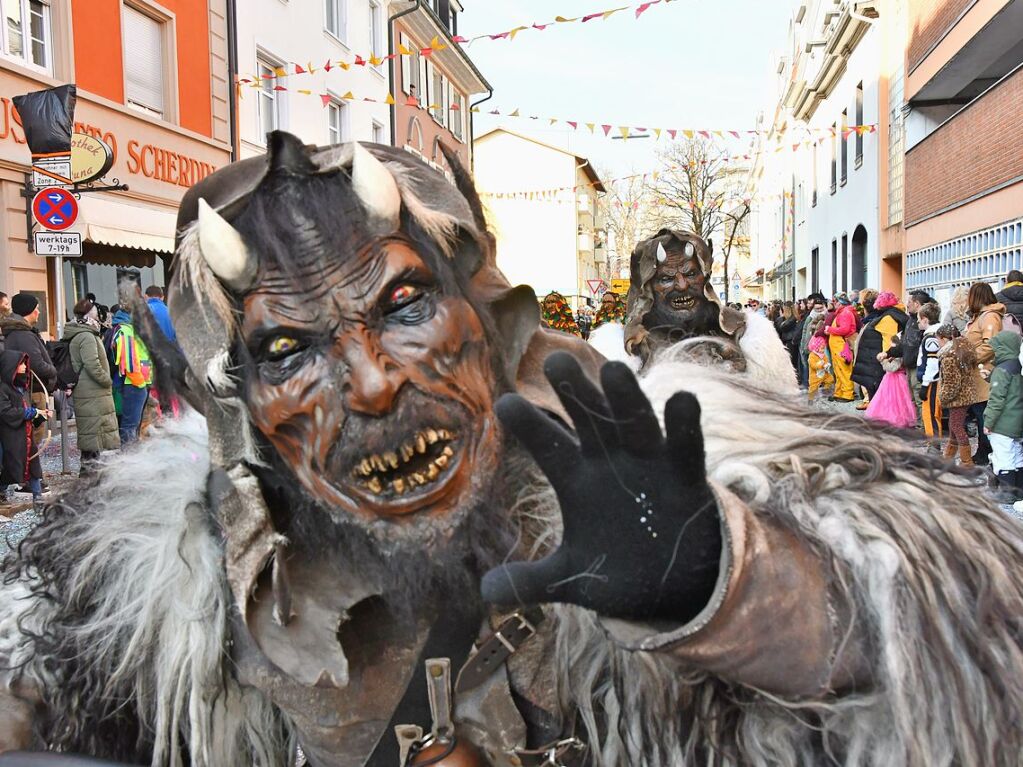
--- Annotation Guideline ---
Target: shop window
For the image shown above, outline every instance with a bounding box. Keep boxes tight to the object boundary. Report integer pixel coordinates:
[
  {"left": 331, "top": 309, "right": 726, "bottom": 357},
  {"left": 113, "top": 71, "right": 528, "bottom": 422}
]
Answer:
[
  {"left": 70, "top": 262, "right": 89, "bottom": 302},
  {"left": 325, "top": 0, "right": 347, "bottom": 43},
  {"left": 2, "top": 0, "right": 50, "bottom": 72},
  {"left": 123, "top": 5, "right": 167, "bottom": 118},
  {"left": 326, "top": 99, "right": 346, "bottom": 144}
]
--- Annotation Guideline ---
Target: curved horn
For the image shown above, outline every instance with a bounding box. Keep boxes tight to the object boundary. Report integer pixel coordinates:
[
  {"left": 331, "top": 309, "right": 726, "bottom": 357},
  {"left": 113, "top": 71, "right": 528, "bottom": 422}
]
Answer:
[
  {"left": 352, "top": 142, "right": 401, "bottom": 235},
  {"left": 197, "top": 198, "right": 257, "bottom": 292},
  {"left": 656, "top": 242, "right": 668, "bottom": 263}
]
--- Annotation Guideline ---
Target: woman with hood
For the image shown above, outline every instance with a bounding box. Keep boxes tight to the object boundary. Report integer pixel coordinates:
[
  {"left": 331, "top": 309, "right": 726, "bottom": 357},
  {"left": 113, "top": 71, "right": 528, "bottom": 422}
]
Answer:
[
  {"left": 0, "top": 350, "right": 47, "bottom": 507},
  {"left": 63, "top": 299, "right": 120, "bottom": 474},
  {"left": 107, "top": 306, "right": 153, "bottom": 446},
  {"left": 963, "top": 282, "right": 1006, "bottom": 465}
]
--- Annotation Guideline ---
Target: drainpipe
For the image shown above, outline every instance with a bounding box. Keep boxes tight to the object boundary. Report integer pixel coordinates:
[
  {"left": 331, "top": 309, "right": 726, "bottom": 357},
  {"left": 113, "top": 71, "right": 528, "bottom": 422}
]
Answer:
[
  {"left": 468, "top": 88, "right": 492, "bottom": 172},
  {"left": 226, "top": 0, "right": 239, "bottom": 160},
  {"left": 389, "top": 0, "right": 422, "bottom": 146}
]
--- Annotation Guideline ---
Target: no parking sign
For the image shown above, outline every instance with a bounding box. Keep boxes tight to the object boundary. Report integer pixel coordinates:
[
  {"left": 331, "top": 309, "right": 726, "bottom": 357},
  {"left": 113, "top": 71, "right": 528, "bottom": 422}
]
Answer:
[{"left": 32, "top": 187, "right": 78, "bottom": 231}]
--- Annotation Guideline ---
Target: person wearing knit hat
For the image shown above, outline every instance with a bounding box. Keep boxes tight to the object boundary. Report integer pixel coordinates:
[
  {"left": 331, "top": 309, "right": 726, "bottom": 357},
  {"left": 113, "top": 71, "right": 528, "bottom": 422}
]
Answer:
[
  {"left": 0, "top": 292, "right": 57, "bottom": 469},
  {"left": 834, "top": 292, "right": 852, "bottom": 306},
  {"left": 852, "top": 290, "right": 909, "bottom": 404}
]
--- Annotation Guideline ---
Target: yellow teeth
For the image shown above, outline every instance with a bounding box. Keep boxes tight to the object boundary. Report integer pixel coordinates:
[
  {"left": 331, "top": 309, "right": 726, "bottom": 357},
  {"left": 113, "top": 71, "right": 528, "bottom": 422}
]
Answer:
[
  {"left": 371, "top": 455, "right": 386, "bottom": 472},
  {"left": 434, "top": 454, "right": 448, "bottom": 469},
  {"left": 355, "top": 428, "right": 459, "bottom": 495},
  {"left": 392, "top": 477, "right": 406, "bottom": 494},
  {"left": 426, "top": 429, "right": 439, "bottom": 444},
  {"left": 442, "top": 446, "right": 454, "bottom": 458},
  {"left": 367, "top": 476, "right": 383, "bottom": 494},
  {"left": 415, "top": 434, "right": 427, "bottom": 454},
  {"left": 426, "top": 463, "right": 439, "bottom": 481},
  {"left": 400, "top": 444, "right": 414, "bottom": 462},
  {"left": 385, "top": 452, "right": 399, "bottom": 469}
]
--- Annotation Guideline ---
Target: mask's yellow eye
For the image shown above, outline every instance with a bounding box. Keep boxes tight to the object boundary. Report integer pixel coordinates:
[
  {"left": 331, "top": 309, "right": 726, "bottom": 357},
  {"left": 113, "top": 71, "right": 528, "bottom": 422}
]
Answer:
[
  {"left": 267, "top": 336, "right": 299, "bottom": 359},
  {"left": 389, "top": 284, "right": 420, "bottom": 305}
]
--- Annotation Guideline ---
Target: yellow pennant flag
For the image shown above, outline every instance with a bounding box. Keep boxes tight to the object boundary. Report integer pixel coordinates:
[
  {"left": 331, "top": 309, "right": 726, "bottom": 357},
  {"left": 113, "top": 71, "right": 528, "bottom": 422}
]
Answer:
[
  {"left": 713, "top": 130, "right": 724, "bottom": 138},
  {"left": 337, "top": 61, "right": 351, "bottom": 70},
  {"left": 369, "top": 54, "right": 383, "bottom": 66},
  {"left": 399, "top": 44, "right": 413, "bottom": 55},
  {"left": 619, "top": 126, "right": 630, "bottom": 139},
  {"left": 342, "top": 91, "right": 354, "bottom": 100},
  {"left": 602, "top": 7, "right": 627, "bottom": 19},
  {"left": 430, "top": 35, "right": 447, "bottom": 51},
  {"left": 683, "top": 129, "right": 695, "bottom": 139},
  {"left": 586, "top": 122, "right": 596, "bottom": 133},
  {"left": 297, "top": 89, "right": 312, "bottom": 95},
  {"left": 273, "top": 66, "right": 287, "bottom": 77},
  {"left": 428, "top": 103, "right": 440, "bottom": 110},
  {"left": 509, "top": 108, "right": 520, "bottom": 117},
  {"left": 307, "top": 62, "right": 317, "bottom": 74},
  {"left": 549, "top": 118, "right": 558, "bottom": 126},
  {"left": 385, "top": 93, "right": 396, "bottom": 105},
  {"left": 653, "top": 128, "right": 662, "bottom": 140},
  {"left": 471, "top": 107, "right": 480, "bottom": 113},
  {"left": 555, "top": 15, "right": 579, "bottom": 22},
  {"left": 508, "top": 26, "right": 529, "bottom": 39}
]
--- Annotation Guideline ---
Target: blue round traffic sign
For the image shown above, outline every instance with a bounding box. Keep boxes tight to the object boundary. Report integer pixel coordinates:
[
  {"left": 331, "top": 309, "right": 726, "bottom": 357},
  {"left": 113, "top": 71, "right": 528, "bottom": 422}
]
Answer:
[{"left": 32, "top": 187, "right": 78, "bottom": 232}]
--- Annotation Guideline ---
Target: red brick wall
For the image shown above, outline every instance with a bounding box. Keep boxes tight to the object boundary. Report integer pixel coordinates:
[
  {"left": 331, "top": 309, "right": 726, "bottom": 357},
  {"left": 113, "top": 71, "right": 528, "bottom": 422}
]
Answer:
[
  {"left": 908, "top": 0, "right": 976, "bottom": 72},
  {"left": 905, "top": 67, "right": 1023, "bottom": 224}
]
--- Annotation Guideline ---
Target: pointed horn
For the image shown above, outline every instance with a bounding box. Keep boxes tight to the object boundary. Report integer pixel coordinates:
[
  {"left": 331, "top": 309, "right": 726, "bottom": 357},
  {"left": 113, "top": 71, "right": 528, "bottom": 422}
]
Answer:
[
  {"left": 352, "top": 142, "right": 401, "bottom": 235},
  {"left": 197, "top": 198, "right": 257, "bottom": 292},
  {"left": 656, "top": 242, "right": 668, "bottom": 263}
]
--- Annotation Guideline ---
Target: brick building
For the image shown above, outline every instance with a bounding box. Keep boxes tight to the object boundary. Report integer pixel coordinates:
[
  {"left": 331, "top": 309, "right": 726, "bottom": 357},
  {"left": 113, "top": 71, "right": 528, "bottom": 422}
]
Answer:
[
  {"left": 0, "top": 0, "right": 231, "bottom": 336},
  {"left": 902, "top": 0, "right": 1023, "bottom": 307}
]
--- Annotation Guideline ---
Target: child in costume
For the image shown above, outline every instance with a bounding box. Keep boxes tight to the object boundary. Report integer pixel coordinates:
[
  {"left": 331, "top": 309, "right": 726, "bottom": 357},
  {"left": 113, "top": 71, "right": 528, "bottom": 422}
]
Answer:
[
  {"left": 983, "top": 331, "right": 1023, "bottom": 500},
  {"left": 865, "top": 333, "right": 917, "bottom": 429},
  {"left": 937, "top": 324, "right": 978, "bottom": 466},
  {"left": 807, "top": 332, "right": 834, "bottom": 403}
]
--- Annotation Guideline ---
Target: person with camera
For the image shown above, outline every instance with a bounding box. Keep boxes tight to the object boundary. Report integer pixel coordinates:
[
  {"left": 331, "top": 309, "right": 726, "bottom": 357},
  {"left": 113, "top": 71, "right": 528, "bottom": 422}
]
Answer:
[{"left": 0, "top": 350, "right": 50, "bottom": 508}]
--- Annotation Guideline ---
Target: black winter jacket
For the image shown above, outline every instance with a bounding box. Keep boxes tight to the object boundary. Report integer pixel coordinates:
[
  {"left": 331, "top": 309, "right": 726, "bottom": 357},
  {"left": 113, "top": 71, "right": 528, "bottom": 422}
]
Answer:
[
  {"left": 852, "top": 306, "right": 909, "bottom": 394},
  {"left": 996, "top": 284, "right": 1023, "bottom": 327},
  {"left": 0, "top": 350, "right": 42, "bottom": 485},
  {"left": 0, "top": 315, "right": 56, "bottom": 392}
]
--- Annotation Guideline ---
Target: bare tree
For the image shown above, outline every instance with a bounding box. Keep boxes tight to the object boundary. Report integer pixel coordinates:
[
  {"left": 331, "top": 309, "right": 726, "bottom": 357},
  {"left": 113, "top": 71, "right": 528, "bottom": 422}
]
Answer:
[
  {"left": 597, "top": 173, "right": 652, "bottom": 282},
  {"left": 719, "top": 202, "right": 751, "bottom": 303}
]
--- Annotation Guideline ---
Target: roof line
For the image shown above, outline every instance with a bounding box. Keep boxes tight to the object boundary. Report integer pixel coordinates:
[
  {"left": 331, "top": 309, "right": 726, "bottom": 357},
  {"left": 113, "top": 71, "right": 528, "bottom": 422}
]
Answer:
[{"left": 474, "top": 127, "right": 606, "bottom": 191}]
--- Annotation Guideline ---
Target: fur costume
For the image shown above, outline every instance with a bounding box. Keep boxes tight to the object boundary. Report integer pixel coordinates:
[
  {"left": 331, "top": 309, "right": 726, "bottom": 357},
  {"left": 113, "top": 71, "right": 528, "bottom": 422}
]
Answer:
[{"left": 3, "top": 138, "right": 1023, "bottom": 767}]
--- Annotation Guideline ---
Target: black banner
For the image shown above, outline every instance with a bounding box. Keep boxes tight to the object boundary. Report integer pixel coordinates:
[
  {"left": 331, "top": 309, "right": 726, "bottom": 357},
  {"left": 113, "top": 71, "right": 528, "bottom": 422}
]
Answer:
[{"left": 13, "top": 84, "right": 77, "bottom": 157}]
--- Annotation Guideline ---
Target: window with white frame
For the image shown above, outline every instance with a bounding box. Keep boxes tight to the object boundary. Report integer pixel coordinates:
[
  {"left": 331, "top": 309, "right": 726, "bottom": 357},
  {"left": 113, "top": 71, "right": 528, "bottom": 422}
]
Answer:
[
  {"left": 325, "top": 0, "right": 347, "bottom": 42},
  {"left": 123, "top": 5, "right": 166, "bottom": 117},
  {"left": 450, "top": 88, "right": 464, "bottom": 140},
  {"left": 400, "top": 33, "right": 421, "bottom": 98},
  {"left": 368, "top": 0, "right": 382, "bottom": 70},
  {"left": 2, "top": 0, "right": 49, "bottom": 70},
  {"left": 327, "top": 99, "right": 346, "bottom": 144},
  {"left": 257, "top": 57, "right": 283, "bottom": 142},
  {"left": 372, "top": 120, "right": 385, "bottom": 144},
  {"left": 431, "top": 69, "right": 445, "bottom": 126}
]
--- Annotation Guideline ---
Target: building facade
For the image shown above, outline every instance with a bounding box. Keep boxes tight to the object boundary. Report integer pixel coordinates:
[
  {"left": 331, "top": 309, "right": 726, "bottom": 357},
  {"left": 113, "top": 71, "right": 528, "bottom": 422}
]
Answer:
[
  {"left": 902, "top": 0, "right": 1023, "bottom": 310},
  {"left": 236, "top": 0, "right": 391, "bottom": 160},
  {"left": 0, "top": 0, "right": 231, "bottom": 336},
  {"left": 391, "top": 0, "right": 489, "bottom": 171},
  {"left": 472, "top": 128, "right": 606, "bottom": 311},
  {"left": 750, "top": 0, "right": 893, "bottom": 301}
]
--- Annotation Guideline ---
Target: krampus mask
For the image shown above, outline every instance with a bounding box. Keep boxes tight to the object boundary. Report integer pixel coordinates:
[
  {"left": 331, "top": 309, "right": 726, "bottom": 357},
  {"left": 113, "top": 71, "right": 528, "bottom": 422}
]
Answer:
[{"left": 624, "top": 229, "right": 745, "bottom": 366}]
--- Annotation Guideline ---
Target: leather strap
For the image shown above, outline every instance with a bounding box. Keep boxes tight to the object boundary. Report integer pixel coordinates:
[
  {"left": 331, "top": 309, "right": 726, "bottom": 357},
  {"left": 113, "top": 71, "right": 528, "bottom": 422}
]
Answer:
[{"left": 455, "top": 606, "right": 544, "bottom": 694}]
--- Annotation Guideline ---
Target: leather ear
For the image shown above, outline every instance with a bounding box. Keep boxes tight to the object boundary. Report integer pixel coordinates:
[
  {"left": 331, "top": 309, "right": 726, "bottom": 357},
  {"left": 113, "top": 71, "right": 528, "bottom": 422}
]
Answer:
[{"left": 489, "top": 285, "right": 541, "bottom": 384}]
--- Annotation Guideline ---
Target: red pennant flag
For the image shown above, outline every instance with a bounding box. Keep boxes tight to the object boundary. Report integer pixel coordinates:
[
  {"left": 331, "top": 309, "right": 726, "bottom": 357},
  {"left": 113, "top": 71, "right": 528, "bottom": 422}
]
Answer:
[
  {"left": 489, "top": 109, "right": 500, "bottom": 115},
  {"left": 273, "top": 85, "right": 287, "bottom": 91},
  {"left": 843, "top": 129, "right": 854, "bottom": 140},
  {"left": 450, "top": 101, "right": 460, "bottom": 110},
  {"left": 320, "top": 94, "right": 332, "bottom": 106},
  {"left": 294, "top": 64, "right": 306, "bottom": 74},
  {"left": 636, "top": 126, "right": 646, "bottom": 131},
  {"left": 354, "top": 55, "right": 366, "bottom": 66},
  {"left": 451, "top": 35, "right": 469, "bottom": 43},
  {"left": 730, "top": 130, "right": 741, "bottom": 139},
  {"left": 421, "top": 45, "right": 435, "bottom": 56},
  {"left": 567, "top": 121, "right": 578, "bottom": 129},
  {"left": 488, "top": 32, "right": 510, "bottom": 40},
  {"left": 324, "top": 59, "right": 333, "bottom": 72},
  {"left": 533, "top": 23, "right": 550, "bottom": 30},
  {"left": 582, "top": 12, "right": 604, "bottom": 21},
  {"left": 405, "top": 95, "right": 419, "bottom": 106},
  {"left": 261, "top": 71, "right": 274, "bottom": 79},
  {"left": 699, "top": 130, "right": 711, "bottom": 139},
  {"left": 601, "top": 124, "right": 612, "bottom": 136},
  {"left": 636, "top": 2, "right": 656, "bottom": 18},
  {"left": 667, "top": 129, "right": 677, "bottom": 140}
]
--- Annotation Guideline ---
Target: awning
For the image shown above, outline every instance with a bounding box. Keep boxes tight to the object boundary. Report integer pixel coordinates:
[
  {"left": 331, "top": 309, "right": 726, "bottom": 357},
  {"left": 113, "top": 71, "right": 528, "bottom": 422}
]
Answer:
[
  {"left": 76, "top": 194, "right": 177, "bottom": 255},
  {"left": 86, "top": 223, "right": 173, "bottom": 254}
]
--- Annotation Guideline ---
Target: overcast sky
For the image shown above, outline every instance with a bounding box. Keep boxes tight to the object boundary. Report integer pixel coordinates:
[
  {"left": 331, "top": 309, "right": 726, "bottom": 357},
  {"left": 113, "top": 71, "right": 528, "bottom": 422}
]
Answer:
[{"left": 459, "top": 0, "right": 790, "bottom": 180}]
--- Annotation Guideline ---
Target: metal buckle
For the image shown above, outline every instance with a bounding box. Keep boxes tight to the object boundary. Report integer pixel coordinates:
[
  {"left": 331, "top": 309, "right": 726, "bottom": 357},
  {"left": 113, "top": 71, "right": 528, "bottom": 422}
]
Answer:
[
  {"left": 514, "top": 611, "right": 538, "bottom": 638},
  {"left": 514, "top": 736, "right": 585, "bottom": 767}
]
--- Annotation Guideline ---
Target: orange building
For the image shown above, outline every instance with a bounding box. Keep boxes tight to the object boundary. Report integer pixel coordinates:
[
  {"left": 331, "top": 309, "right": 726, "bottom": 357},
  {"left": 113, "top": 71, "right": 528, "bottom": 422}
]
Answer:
[
  {"left": 902, "top": 0, "right": 1023, "bottom": 305},
  {"left": 0, "top": 0, "right": 231, "bottom": 335}
]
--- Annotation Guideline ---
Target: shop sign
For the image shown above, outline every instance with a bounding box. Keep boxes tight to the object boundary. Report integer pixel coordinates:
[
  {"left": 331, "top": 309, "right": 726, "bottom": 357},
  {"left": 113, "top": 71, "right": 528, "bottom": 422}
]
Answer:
[
  {"left": 71, "top": 132, "right": 114, "bottom": 184},
  {"left": 34, "top": 231, "right": 81, "bottom": 257}
]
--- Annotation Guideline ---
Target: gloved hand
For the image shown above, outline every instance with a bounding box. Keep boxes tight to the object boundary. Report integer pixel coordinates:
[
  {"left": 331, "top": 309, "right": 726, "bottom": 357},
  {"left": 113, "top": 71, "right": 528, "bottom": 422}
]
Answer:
[
  {"left": 482, "top": 352, "right": 722, "bottom": 623},
  {"left": 918, "top": 386, "right": 927, "bottom": 401}
]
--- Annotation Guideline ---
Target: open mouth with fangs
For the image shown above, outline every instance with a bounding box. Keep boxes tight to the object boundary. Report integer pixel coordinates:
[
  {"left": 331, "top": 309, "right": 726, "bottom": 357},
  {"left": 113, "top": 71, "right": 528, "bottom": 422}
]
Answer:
[
  {"left": 670, "top": 295, "right": 696, "bottom": 311},
  {"left": 350, "top": 427, "right": 459, "bottom": 500}
]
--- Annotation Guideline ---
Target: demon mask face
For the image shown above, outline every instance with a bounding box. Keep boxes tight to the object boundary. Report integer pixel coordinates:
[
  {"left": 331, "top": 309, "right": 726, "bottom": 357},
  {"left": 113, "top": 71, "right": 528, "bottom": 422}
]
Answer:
[{"left": 174, "top": 134, "right": 514, "bottom": 538}]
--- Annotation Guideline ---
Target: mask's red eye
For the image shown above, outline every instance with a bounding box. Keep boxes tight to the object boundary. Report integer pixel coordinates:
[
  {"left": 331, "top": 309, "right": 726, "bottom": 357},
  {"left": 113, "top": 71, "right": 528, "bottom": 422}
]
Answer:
[{"left": 389, "top": 284, "right": 420, "bottom": 305}]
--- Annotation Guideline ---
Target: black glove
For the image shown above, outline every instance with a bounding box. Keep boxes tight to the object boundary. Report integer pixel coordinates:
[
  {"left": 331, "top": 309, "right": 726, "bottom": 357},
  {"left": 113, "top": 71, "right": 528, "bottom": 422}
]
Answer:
[
  {"left": 918, "top": 385, "right": 927, "bottom": 401},
  {"left": 482, "top": 352, "right": 722, "bottom": 623}
]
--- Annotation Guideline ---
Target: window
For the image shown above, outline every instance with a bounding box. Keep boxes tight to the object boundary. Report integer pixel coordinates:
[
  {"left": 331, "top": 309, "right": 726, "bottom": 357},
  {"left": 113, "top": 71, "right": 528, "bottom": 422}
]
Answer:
[
  {"left": 257, "top": 57, "right": 283, "bottom": 142},
  {"left": 368, "top": 0, "right": 382, "bottom": 70},
  {"left": 400, "top": 33, "right": 421, "bottom": 99},
  {"left": 841, "top": 234, "right": 849, "bottom": 291},
  {"left": 450, "top": 90, "right": 464, "bottom": 140},
  {"left": 123, "top": 5, "right": 165, "bottom": 117},
  {"left": 325, "top": 0, "right": 347, "bottom": 42},
  {"left": 327, "top": 99, "right": 346, "bottom": 144},
  {"left": 431, "top": 67, "right": 445, "bottom": 126},
  {"left": 840, "top": 110, "right": 848, "bottom": 184},
  {"left": 811, "top": 247, "right": 820, "bottom": 292},
  {"left": 372, "top": 120, "right": 385, "bottom": 143},
  {"left": 830, "top": 123, "right": 837, "bottom": 193},
  {"left": 888, "top": 67, "right": 905, "bottom": 226},
  {"left": 811, "top": 140, "right": 818, "bottom": 207},
  {"left": 1, "top": 0, "right": 49, "bottom": 71},
  {"left": 831, "top": 239, "right": 838, "bottom": 295},
  {"left": 855, "top": 82, "right": 864, "bottom": 167},
  {"left": 69, "top": 262, "right": 89, "bottom": 302}
]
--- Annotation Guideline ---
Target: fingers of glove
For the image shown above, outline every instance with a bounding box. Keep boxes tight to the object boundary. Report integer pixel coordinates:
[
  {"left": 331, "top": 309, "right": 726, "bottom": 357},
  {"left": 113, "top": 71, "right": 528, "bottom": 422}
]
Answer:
[
  {"left": 544, "top": 352, "right": 618, "bottom": 455},
  {"left": 481, "top": 552, "right": 571, "bottom": 608},
  {"left": 601, "top": 361, "right": 663, "bottom": 455},
  {"left": 496, "top": 393, "right": 580, "bottom": 488},
  {"left": 664, "top": 391, "right": 706, "bottom": 485}
]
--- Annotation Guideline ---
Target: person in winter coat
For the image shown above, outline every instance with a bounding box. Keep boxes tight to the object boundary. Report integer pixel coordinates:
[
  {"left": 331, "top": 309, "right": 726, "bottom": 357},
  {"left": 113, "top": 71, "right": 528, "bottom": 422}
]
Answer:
[
  {"left": 996, "top": 270, "right": 1023, "bottom": 328},
  {"left": 852, "top": 290, "right": 908, "bottom": 405},
  {"left": 983, "top": 331, "right": 1023, "bottom": 500},
  {"left": 0, "top": 350, "right": 46, "bottom": 507},
  {"left": 915, "top": 302, "right": 944, "bottom": 442},
  {"left": 63, "top": 299, "right": 120, "bottom": 474},
  {"left": 944, "top": 285, "right": 970, "bottom": 334},
  {"left": 963, "top": 282, "right": 1006, "bottom": 465},
  {"left": 1, "top": 293, "right": 56, "bottom": 456},
  {"left": 938, "top": 325, "right": 978, "bottom": 466},
  {"left": 797, "top": 292, "right": 827, "bottom": 388},
  {"left": 825, "top": 292, "right": 858, "bottom": 401},
  {"left": 902, "top": 290, "right": 932, "bottom": 409},
  {"left": 807, "top": 332, "right": 834, "bottom": 403},
  {"left": 108, "top": 307, "right": 153, "bottom": 446}
]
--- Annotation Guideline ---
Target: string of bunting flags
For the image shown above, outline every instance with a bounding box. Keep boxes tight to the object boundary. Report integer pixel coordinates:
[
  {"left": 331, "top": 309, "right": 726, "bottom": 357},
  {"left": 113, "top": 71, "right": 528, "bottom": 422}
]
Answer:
[
  {"left": 238, "top": 0, "right": 678, "bottom": 86},
  {"left": 236, "top": 79, "right": 878, "bottom": 143}
]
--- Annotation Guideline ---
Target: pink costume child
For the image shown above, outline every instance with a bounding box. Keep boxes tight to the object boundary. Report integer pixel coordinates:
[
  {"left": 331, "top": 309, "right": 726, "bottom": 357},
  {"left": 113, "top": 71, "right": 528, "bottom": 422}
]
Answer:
[{"left": 865, "top": 332, "right": 918, "bottom": 429}]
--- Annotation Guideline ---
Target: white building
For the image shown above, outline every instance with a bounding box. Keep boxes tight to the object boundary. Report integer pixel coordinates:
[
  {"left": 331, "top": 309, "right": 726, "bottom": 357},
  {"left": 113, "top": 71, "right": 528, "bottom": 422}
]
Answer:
[
  {"left": 750, "top": 1, "right": 885, "bottom": 300},
  {"left": 237, "top": 0, "right": 391, "bottom": 159},
  {"left": 473, "top": 129, "right": 606, "bottom": 311}
]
